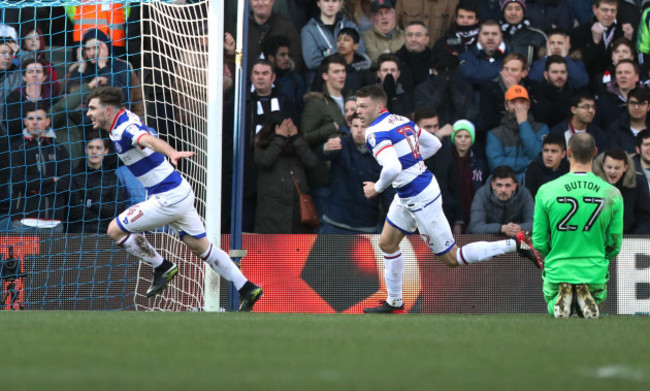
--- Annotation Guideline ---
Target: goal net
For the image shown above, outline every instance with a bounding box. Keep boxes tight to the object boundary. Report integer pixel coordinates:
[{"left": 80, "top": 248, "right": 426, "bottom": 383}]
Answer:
[{"left": 0, "top": 0, "right": 222, "bottom": 311}]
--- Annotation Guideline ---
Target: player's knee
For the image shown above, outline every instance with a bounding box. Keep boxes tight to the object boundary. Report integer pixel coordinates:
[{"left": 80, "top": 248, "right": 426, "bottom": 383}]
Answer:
[
  {"left": 379, "top": 240, "right": 399, "bottom": 254},
  {"left": 107, "top": 220, "right": 125, "bottom": 241}
]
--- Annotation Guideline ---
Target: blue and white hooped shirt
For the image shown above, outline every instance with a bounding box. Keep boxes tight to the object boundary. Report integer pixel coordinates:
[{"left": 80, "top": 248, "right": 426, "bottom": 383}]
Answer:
[
  {"left": 109, "top": 109, "right": 186, "bottom": 198},
  {"left": 365, "top": 110, "right": 436, "bottom": 198}
]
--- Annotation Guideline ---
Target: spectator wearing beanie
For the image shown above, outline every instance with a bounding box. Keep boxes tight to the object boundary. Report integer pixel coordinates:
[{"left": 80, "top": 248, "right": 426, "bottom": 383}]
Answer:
[
  {"left": 450, "top": 119, "right": 489, "bottom": 233},
  {"left": 498, "top": 0, "right": 546, "bottom": 67}
]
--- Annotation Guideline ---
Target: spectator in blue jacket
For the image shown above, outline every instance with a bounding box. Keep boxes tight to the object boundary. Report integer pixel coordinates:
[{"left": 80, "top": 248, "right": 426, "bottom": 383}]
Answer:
[
  {"left": 458, "top": 18, "right": 507, "bottom": 90},
  {"left": 528, "top": 28, "right": 589, "bottom": 89},
  {"left": 317, "top": 114, "right": 394, "bottom": 234},
  {"left": 486, "top": 84, "right": 549, "bottom": 181},
  {"left": 301, "top": 0, "right": 365, "bottom": 91}
]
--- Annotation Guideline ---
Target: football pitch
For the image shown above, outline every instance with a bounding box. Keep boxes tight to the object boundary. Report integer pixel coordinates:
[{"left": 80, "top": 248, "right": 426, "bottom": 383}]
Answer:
[{"left": 2, "top": 312, "right": 649, "bottom": 391}]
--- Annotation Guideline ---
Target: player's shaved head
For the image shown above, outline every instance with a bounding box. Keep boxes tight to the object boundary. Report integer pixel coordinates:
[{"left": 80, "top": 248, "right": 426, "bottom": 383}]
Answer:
[
  {"left": 356, "top": 85, "right": 387, "bottom": 106},
  {"left": 87, "top": 86, "right": 124, "bottom": 109},
  {"left": 568, "top": 132, "right": 596, "bottom": 164}
]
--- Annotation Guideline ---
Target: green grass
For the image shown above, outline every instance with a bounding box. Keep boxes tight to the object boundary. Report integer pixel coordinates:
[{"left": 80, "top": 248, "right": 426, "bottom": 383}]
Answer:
[{"left": 1, "top": 312, "right": 649, "bottom": 391}]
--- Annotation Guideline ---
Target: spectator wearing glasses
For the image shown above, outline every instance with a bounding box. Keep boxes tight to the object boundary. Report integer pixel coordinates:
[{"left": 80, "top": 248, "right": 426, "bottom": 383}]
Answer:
[
  {"left": 606, "top": 87, "right": 650, "bottom": 154},
  {"left": 550, "top": 91, "right": 608, "bottom": 155}
]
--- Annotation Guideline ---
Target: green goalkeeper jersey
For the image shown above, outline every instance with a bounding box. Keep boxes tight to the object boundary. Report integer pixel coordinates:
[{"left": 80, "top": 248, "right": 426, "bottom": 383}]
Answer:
[{"left": 532, "top": 172, "right": 624, "bottom": 284}]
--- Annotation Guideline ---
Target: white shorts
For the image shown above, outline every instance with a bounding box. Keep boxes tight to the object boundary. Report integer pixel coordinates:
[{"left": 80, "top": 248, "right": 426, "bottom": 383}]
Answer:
[
  {"left": 115, "top": 182, "right": 206, "bottom": 240},
  {"left": 386, "top": 182, "right": 455, "bottom": 255}
]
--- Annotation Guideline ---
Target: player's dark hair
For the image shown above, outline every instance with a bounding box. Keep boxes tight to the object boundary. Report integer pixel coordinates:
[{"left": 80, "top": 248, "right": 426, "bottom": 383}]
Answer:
[
  {"left": 627, "top": 87, "right": 650, "bottom": 104},
  {"left": 320, "top": 53, "right": 347, "bottom": 75},
  {"left": 636, "top": 128, "right": 650, "bottom": 148},
  {"left": 337, "top": 27, "right": 360, "bottom": 44},
  {"left": 456, "top": 0, "right": 480, "bottom": 17},
  {"left": 615, "top": 58, "right": 640, "bottom": 75},
  {"left": 261, "top": 35, "right": 291, "bottom": 59},
  {"left": 492, "top": 165, "right": 517, "bottom": 182},
  {"left": 87, "top": 86, "right": 124, "bottom": 108},
  {"left": 545, "top": 55, "right": 567, "bottom": 72},
  {"left": 356, "top": 85, "right": 388, "bottom": 105},
  {"left": 603, "top": 149, "right": 628, "bottom": 167},
  {"left": 569, "top": 90, "right": 595, "bottom": 108},
  {"left": 377, "top": 53, "right": 402, "bottom": 70},
  {"left": 414, "top": 108, "right": 438, "bottom": 124},
  {"left": 546, "top": 27, "right": 568, "bottom": 38},
  {"left": 543, "top": 133, "right": 566, "bottom": 150},
  {"left": 568, "top": 132, "right": 596, "bottom": 163}
]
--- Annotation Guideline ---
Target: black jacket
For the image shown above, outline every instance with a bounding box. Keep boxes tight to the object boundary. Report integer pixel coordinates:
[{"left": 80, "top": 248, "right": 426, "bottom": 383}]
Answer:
[
  {"left": 68, "top": 165, "right": 126, "bottom": 234},
  {"left": 594, "top": 82, "right": 632, "bottom": 130},
  {"left": 529, "top": 80, "right": 575, "bottom": 129},
  {"left": 524, "top": 153, "right": 570, "bottom": 198},
  {"left": 10, "top": 133, "right": 71, "bottom": 222},
  {"left": 414, "top": 71, "right": 477, "bottom": 127},
  {"left": 550, "top": 119, "right": 609, "bottom": 156},
  {"left": 570, "top": 19, "right": 624, "bottom": 78},
  {"left": 395, "top": 45, "right": 435, "bottom": 95},
  {"left": 606, "top": 112, "right": 650, "bottom": 155}
]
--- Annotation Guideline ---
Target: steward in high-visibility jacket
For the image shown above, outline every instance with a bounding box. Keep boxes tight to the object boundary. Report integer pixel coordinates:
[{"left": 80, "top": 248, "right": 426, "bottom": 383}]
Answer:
[{"left": 66, "top": 3, "right": 130, "bottom": 49}]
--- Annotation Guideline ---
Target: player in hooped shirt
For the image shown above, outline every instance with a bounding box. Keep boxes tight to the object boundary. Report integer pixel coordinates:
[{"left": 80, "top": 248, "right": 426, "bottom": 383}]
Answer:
[
  {"left": 86, "top": 87, "right": 262, "bottom": 311},
  {"left": 356, "top": 85, "right": 543, "bottom": 313}
]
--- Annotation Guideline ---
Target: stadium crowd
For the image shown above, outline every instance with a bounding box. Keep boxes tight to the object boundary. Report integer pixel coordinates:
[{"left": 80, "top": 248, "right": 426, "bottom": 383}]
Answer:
[{"left": 1, "top": 0, "right": 650, "bottom": 237}]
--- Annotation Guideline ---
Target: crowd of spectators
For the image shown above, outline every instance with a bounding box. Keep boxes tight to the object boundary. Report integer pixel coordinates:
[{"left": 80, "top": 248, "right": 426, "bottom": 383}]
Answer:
[{"left": 2, "top": 0, "right": 650, "bottom": 237}]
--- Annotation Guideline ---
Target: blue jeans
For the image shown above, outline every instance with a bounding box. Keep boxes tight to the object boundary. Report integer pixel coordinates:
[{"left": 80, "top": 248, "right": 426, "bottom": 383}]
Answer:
[{"left": 310, "top": 186, "right": 331, "bottom": 221}]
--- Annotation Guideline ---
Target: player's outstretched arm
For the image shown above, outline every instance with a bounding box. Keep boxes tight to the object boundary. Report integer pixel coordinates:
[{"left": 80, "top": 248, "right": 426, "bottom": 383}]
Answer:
[{"left": 137, "top": 134, "right": 195, "bottom": 166}]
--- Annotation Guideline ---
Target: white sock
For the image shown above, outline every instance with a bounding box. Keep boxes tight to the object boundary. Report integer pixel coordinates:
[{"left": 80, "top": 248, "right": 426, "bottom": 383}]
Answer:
[
  {"left": 383, "top": 250, "right": 403, "bottom": 307},
  {"left": 117, "top": 233, "right": 163, "bottom": 268},
  {"left": 456, "top": 239, "right": 517, "bottom": 265},
  {"left": 200, "top": 244, "right": 247, "bottom": 290}
]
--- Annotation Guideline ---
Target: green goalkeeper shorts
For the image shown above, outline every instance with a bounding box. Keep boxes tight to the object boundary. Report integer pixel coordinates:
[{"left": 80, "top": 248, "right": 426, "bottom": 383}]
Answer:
[{"left": 543, "top": 281, "right": 607, "bottom": 316}]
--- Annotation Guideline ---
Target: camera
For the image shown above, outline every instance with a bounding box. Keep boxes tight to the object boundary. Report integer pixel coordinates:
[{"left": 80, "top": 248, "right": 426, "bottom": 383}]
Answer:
[{"left": 1, "top": 246, "right": 25, "bottom": 281}]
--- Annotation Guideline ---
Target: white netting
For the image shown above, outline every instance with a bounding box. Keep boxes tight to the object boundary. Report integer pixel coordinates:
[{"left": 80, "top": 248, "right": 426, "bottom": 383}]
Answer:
[
  {"left": 136, "top": 0, "right": 216, "bottom": 311},
  {"left": 0, "top": 0, "right": 219, "bottom": 311}
]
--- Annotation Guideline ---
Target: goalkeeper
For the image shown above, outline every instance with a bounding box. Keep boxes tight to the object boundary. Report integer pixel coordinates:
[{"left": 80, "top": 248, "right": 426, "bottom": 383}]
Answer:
[
  {"left": 532, "top": 133, "right": 623, "bottom": 319},
  {"left": 86, "top": 87, "right": 262, "bottom": 311}
]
